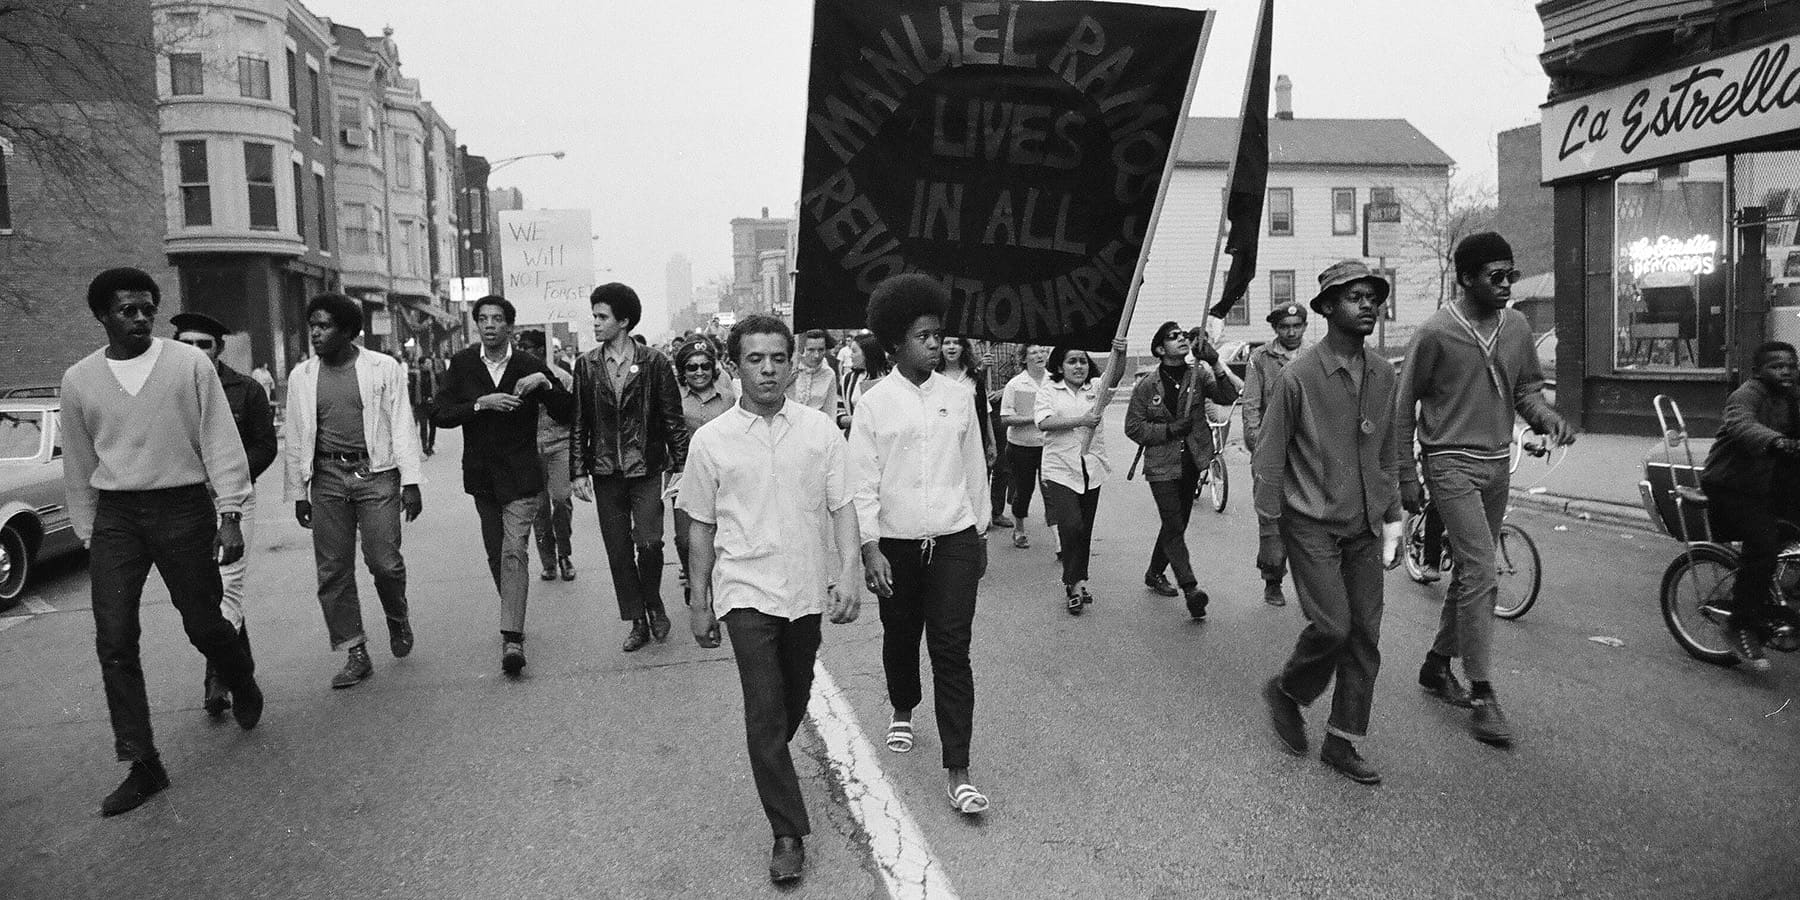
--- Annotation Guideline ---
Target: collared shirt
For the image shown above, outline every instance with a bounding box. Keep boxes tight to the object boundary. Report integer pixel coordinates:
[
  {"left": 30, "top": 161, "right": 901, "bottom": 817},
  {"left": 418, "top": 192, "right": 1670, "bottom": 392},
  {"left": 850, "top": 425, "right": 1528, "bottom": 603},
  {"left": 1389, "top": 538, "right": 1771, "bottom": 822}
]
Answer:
[
  {"left": 849, "top": 371, "right": 989, "bottom": 544},
  {"left": 678, "top": 401, "right": 849, "bottom": 620},
  {"left": 603, "top": 338, "right": 635, "bottom": 399},
  {"left": 1243, "top": 341, "right": 1301, "bottom": 451},
  {"left": 788, "top": 363, "right": 840, "bottom": 416},
  {"left": 682, "top": 383, "right": 736, "bottom": 435},
  {"left": 1035, "top": 378, "right": 1117, "bottom": 492},
  {"left": 1002, "top": 369, "right": 1047, "bottom": 447},
  {"left": 1251, "top": 339, "right": 1401, "bottom": 538},
  {"left": 481, "top": 346, "right": 513, "bottom": 388}
]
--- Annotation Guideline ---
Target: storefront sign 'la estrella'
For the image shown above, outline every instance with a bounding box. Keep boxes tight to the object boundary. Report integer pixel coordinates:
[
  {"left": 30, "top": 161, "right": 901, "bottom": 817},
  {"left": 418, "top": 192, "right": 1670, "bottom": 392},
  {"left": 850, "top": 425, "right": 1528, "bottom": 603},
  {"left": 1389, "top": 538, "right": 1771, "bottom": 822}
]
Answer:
[{"left": 1540, "top": 34, "right": 1800, "bottom": 183}]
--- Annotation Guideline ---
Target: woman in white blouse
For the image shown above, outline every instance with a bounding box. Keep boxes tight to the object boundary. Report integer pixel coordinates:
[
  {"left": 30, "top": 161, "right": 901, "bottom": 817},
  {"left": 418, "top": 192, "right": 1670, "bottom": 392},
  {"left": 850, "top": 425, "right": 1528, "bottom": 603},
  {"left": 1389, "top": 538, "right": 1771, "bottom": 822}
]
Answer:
[{"left": 1034, "top": 338, "right": 1129, "bottom": 614}]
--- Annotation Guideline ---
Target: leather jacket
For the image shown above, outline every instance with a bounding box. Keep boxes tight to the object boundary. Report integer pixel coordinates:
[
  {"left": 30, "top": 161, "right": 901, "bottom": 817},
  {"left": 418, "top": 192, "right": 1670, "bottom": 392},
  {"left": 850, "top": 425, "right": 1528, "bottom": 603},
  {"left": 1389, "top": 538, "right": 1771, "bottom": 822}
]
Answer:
[
  {"left": 1124, "top": 363, "right": 1239, "bottom": 482},
  {"left": 218, "top": 362, "right": 277, "bottom": 481},
  {"left": 571, "top": 342, "right": 688, "bottom": 480}
]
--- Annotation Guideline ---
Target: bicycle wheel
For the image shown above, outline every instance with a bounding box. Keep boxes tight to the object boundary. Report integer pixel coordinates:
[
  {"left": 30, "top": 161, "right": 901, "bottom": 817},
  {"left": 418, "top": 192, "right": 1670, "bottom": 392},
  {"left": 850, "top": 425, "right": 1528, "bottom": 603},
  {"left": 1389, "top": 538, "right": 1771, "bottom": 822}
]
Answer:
[
  {"left": 1403, "top": 513, "right": 1430, "bottom": 584},
  {"left": 1208, "top": 455, "right": 1228, "bottom": 513},
  {"left": 1492, "top": 523, "right": 1541, "bottom": 619},
  {"left": 1659, "top": 543, "right": 1740, "bottom": 666}
]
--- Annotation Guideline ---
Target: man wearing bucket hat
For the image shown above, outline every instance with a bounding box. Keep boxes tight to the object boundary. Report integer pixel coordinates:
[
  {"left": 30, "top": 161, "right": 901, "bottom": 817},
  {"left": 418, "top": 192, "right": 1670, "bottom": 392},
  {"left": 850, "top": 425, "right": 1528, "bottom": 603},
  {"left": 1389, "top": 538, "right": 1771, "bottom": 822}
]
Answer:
[
  {"left": 1396, "top": 232, "right": 1575, "bottom": 748},
  {"left": 1256, "top": 259, "right": 1404, "bottom": 784},
  {"left": 170, "top": 312, "right": 276, "bottom": 716},
  {"left": 1242, "top": 302, "right": 1309, "bottom": 607}
]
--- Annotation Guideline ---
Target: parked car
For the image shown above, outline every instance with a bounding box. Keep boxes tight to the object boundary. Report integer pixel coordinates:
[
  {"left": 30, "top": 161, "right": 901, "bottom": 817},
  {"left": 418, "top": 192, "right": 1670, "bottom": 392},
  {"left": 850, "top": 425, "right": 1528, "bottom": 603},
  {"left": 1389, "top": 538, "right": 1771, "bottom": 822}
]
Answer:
[
  {"left": 0, "top": 398, "right": 81, "bottom": 606},
  {"left": 1, "top": 385, "right": 59, "bottom": 399}
]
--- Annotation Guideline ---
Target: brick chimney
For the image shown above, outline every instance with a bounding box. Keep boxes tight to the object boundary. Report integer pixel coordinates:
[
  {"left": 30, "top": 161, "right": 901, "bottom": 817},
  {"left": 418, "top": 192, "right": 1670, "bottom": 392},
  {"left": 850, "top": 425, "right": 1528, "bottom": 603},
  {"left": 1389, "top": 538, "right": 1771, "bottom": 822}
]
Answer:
[{"left": 1275, "top": 74, "right": 1293, "bottom": 120}]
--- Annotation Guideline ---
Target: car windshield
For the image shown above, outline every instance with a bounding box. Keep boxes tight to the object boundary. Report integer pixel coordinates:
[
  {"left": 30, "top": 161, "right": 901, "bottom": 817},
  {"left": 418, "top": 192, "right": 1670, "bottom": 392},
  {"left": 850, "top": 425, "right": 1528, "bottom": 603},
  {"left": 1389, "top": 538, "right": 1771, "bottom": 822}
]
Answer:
[{"left": 0, "top": 411, "right": 46, "bottom": 461}]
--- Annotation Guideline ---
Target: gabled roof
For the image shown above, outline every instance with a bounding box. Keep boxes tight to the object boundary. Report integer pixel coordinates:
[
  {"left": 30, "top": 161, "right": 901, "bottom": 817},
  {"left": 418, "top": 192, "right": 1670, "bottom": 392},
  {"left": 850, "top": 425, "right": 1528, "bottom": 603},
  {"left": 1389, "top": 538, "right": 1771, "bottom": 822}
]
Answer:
[{"left": 1176, "top": 117, "right": 1455, "bottom": 168}]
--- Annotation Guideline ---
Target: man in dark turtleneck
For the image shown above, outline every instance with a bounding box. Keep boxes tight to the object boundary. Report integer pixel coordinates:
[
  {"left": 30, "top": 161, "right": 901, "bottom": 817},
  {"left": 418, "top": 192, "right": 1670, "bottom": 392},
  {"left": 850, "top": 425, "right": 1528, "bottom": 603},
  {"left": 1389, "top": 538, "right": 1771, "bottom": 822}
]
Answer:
[{"left": 1125, "top": 320, "right": 1239, "bottom": 620}]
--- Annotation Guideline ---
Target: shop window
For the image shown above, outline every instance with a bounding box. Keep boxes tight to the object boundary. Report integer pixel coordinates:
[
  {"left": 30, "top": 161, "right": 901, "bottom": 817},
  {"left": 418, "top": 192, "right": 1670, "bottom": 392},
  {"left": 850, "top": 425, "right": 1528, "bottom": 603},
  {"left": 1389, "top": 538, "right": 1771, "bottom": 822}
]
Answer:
[
  {"left": 1269, "top": 270, "right": 1295, "bottom": 308},
  {"left": 237, "top": 55, "right": 270, "bottom": 100},
  {"left": 1332, "top": 188, "right": 1356, "bottom": 235},
  {"left": 170, "top": 53, "right": 202, "bottom": 95},
  {"left": 245, "top": 143, "right": 277, "bottom": 230},
  {"left": 1613, "top": 157, "right": 1727, "bottom": 372},
  {"left": 177, "top": 140, "right": 211, "bottom": 226},
  {"left": 1738, "top": 150, "right": 1800, "bottom": 309},
  {"left": 1268, "top": 188, "right": 1293, "bottom": 236}
]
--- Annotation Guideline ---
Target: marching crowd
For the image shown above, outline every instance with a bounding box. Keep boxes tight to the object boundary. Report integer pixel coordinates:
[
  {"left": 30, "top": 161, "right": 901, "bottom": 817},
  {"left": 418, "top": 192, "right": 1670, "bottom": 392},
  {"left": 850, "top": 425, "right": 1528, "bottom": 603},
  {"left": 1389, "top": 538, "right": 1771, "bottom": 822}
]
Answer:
[{"left": 62, "top": 230, "right": 1593, "bottom": 885}]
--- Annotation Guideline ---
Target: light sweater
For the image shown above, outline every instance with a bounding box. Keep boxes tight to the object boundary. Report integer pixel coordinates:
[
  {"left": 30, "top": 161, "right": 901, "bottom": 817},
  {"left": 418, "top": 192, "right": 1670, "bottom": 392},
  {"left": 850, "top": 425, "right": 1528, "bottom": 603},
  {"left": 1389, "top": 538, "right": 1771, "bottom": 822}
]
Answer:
[{"left": 59, "top": 338, "right": 253, "bottom": 540}]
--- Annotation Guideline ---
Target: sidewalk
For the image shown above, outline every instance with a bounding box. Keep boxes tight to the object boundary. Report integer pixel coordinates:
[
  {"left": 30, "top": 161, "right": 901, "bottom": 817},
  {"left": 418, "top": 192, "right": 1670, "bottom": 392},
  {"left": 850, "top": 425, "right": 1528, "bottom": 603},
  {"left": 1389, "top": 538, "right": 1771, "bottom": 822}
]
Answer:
[{"left": 1504, "top": 430, "right": 1665, "bottom": 531}]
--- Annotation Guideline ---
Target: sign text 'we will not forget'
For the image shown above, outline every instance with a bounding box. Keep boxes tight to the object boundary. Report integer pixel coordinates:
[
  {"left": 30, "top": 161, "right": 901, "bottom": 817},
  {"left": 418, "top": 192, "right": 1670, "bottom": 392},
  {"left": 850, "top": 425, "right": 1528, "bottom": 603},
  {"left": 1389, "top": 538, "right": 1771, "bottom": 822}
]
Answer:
[{"left": 497, "top": 208, "right": 596, "bottom": 326}]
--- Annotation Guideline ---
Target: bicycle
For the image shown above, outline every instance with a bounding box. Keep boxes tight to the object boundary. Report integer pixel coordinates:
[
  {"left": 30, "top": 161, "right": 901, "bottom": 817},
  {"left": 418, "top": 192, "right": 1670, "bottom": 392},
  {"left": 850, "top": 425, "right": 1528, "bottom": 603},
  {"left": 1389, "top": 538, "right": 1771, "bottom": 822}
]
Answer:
[
  {"left": 1644, "top": 395, "right": 1800, "bottom": 666},
  {"left": 1196, "top": 399, "right": 1237, "bottom": 514},
  {"left": 1402, "top": 426, "right": 1554, "bottom": 619}
]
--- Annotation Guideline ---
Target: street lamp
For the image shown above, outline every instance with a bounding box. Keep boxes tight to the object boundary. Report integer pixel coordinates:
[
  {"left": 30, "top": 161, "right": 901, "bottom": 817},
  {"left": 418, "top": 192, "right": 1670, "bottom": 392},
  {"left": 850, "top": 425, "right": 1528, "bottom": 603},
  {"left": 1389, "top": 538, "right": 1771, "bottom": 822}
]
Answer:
[{"left": 488, "top": 150, "right": 565, "bottom": 172}]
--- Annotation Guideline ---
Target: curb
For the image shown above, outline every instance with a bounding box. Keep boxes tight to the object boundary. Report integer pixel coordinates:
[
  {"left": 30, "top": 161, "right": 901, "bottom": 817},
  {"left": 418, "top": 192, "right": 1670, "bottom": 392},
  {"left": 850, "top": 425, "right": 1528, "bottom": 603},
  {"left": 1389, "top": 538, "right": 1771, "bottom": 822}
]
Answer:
[{"left": 1509, "top": 489, "right": 1653, "bottom": 533}]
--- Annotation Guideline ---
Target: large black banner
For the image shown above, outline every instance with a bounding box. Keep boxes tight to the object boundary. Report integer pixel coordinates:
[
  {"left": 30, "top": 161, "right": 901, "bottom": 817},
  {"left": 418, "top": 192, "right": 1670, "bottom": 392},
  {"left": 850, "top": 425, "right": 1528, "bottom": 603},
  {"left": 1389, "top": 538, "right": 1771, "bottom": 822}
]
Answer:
[{"left": 794, "top": 1, "right": 1211, "bottom": 350}]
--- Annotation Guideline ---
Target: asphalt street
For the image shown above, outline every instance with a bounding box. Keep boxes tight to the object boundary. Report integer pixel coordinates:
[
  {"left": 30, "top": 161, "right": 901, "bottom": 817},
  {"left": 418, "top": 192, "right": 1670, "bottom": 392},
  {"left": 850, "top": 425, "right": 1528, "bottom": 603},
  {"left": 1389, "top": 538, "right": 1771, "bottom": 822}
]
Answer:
[{"left": 2, "top": 419, "right": 1797, "bottom": 899}]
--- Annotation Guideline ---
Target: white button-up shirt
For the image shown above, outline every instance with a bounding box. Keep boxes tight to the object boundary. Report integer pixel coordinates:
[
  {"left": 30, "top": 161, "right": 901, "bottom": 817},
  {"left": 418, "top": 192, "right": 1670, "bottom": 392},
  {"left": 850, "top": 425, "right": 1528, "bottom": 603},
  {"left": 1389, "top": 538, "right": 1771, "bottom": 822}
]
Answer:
[
  {"left": 1036, "top": 377, "right": 1116, "bottom": 493},
  {"left": 481, "top": 346, "right": 512, "bottom": 387},
  {"left": 678, "top": 401, "right": 849, "bottom": 620},
  {"left": 849, "top": 371, "right": 990, "bottom": 545}
]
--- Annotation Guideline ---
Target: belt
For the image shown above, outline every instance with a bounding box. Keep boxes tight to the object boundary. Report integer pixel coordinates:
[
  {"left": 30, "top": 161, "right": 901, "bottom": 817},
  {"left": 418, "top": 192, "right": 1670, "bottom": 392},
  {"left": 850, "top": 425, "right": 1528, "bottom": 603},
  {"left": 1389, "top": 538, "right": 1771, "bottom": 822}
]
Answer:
[{"left": 316, "top": 450, "right": 370, "bottom": 463}]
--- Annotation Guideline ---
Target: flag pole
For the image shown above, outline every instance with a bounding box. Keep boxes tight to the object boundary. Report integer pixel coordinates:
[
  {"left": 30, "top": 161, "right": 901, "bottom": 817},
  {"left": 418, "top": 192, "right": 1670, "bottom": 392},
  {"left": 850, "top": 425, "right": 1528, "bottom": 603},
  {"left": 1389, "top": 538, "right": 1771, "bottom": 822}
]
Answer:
[
  {"left": 1203, "top": 0, "right": 1273, "bottom": 338},
  {"left": 1110, "top": 16, "right": 1213, "bottom": 346}
]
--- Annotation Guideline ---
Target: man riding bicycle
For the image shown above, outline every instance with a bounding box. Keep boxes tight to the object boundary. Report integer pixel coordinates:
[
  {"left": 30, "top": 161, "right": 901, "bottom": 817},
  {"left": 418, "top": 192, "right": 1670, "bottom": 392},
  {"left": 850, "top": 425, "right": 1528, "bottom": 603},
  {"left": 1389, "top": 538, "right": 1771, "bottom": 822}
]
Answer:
[{"left": 1699, "top": 340, "right": 1800, "bottom": 671}]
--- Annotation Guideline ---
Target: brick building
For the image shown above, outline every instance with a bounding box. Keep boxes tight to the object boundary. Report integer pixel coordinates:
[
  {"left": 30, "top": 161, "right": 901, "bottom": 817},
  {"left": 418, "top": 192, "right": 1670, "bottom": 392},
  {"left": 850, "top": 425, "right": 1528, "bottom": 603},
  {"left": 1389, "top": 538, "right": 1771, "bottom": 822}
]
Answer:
[{"left": 0, "top": 0, "right": 178, "bottom": 388}]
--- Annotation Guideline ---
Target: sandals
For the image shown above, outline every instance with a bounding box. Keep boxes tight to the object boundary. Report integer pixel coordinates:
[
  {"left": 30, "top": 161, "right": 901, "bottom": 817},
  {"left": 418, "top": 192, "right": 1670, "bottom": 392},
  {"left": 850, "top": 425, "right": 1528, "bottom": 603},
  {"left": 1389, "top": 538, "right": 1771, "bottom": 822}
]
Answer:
[
  {"left": 1012, "top": 532, "right": 1030, "bottom": 549},
  {"left": 885, "top": 720, "right": 914, "bottom": 753},
  {"left": 948, "top": 783, "right": 990, "bottom": 815},
  {"left": 1065, "top": 586, "right": 1083, "bottom": 616}
]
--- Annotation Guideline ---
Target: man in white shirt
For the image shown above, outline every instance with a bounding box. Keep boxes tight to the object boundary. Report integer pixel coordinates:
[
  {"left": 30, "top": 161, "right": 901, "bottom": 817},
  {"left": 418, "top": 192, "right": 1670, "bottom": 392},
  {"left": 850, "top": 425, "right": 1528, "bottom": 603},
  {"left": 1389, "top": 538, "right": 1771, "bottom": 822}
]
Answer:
[
  {"left": 680, "top": 315, "right": 860, "bottom": 886},
  {"left": 849, "top": 274, "right": 992, "bottom": 817},
  {"left": 283, "top": 293, "right": 425, "bottom": 689}
]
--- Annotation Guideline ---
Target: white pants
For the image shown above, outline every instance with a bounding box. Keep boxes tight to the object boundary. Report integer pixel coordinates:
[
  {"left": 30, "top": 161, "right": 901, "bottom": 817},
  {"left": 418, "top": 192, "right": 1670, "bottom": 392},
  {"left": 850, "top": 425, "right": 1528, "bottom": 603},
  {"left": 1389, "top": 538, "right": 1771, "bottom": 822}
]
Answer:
[{"left": 215, "top": 489, "right": 255, "bottom": 630}]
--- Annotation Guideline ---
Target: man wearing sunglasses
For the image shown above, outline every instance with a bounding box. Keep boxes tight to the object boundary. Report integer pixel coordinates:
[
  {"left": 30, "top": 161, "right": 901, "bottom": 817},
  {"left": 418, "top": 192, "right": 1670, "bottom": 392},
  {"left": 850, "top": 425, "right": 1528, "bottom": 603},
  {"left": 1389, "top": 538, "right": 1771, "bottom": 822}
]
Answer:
[
  {"left": 170, "top": 313, "right": 276, "bottom": 717},
  {"left": 1396, "top": 232, "right": 1575, "bottom": 748}
]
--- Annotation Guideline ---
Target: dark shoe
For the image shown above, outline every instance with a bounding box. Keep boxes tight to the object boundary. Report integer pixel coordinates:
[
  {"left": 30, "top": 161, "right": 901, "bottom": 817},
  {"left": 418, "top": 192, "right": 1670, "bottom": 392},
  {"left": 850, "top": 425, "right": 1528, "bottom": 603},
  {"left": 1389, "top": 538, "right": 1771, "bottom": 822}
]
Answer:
[
  {"left": 1144, "top": 573, "right": 1179, "bottom": 597},
  {"left": 769, "top": 836, "right": 804, "bottom": 885},
  {"left": 622, "top": 619, "right": 652, "bottom": 653},
  {"left": 1184, "top": 588, "right": 1209, "bottom": 621},
  {"left": 1065, "top": 585, "right": 1083, "bottom": 616},
  {"left": 202, "top": 662, "right": 231, "bottom": 717},
  {"left": 1727, "top": 624, "right": 1772, "bottom": 672},
  {"left": 101, "top": 757, "right": 170, "bottom": 817},
  {"left": 991, "top": 514, "right": 1015, "bottom": 529},
  {"left": 1320, "top": 736, "right": 1381, "bottom": 785},
  {"left": 231, "top": 675, "right": 263, "bottom": 730},
  {"left": 331, "top": 645, "right": 373, "bottom": 689},
  {"left": 1263, "top": 677, "right": 1307, "bottom": 754},
  {"left": 648, "top": 607, "right": 672, "bottom": 643},
  {"left": 1263, "top": 581, "right": 1287, "bottom": 607},
  {"left": 1418, "top": 658, "right": 1473, "bottom": 708},
  {"left": 502, "top": 640, "right": 526, "bottom": 676},
  {"left": 540, "top": 564, "right": 557, "bottom": 581},
  {"left": 559, "top": 555, "right": 576, "bottom": 581},
  {"left": 1470, "top": 693, "right": 1515, "bottom": 746},
  {"left": 389, "top": 619, "right": 414, "bottom": 659}
]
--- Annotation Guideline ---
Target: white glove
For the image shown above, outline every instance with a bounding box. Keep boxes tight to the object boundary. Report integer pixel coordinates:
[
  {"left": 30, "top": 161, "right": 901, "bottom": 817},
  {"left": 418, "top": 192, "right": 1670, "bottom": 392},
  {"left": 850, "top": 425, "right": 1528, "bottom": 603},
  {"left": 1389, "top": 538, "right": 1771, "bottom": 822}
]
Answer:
[
  {"left": 1204, "top": 315, "right": 1225, "bottom": 346},
  {"left": 1381, "top": 519, "right": 1405, "bottom": 569}
]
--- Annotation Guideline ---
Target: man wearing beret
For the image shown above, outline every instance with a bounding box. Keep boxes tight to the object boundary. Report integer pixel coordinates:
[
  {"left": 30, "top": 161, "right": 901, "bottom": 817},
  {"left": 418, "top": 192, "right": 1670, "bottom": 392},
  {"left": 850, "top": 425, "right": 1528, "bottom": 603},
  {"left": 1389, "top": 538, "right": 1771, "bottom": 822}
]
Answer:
[
  {"left": 1397, "top": 232, "right": 1575, "bottom": 747},
  {"left": 1256, "top": 260, "right": 1403, "bottom": 785},
  {"left": 1243, "top": 302, "right": 1309, "bottom": 607},
  {"left": 671, "top": 337, "right": 735, "bottom": 603},
  {"left": 170, "top": 312, "right": 276, "bottom": 716}
]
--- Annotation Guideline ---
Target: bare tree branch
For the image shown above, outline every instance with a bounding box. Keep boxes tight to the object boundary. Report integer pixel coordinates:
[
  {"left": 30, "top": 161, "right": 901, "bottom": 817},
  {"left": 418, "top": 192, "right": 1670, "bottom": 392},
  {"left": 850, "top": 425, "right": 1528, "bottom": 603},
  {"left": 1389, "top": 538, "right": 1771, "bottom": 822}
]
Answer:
[{"left": 1400, "top": 175, "right": 1498, "bottom": 308}]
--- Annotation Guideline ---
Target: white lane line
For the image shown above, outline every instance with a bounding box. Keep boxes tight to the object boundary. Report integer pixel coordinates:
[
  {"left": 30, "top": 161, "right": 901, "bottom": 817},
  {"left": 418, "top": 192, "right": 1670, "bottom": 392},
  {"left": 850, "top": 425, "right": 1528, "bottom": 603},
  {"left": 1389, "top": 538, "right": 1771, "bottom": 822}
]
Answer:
[
  {"left": 0, "top": 596, "right": 55, "bottom": 632},
  {"left": 809, "top": 662, "right": 960, "bottom": 900}
]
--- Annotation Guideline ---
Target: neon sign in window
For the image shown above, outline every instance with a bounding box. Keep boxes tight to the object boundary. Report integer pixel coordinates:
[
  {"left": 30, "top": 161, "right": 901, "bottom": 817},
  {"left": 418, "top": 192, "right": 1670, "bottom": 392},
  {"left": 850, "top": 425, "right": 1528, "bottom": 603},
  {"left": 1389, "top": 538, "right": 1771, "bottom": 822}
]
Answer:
[{"left": 1624, "top": 234, "right": 1719, "bottom": 279}]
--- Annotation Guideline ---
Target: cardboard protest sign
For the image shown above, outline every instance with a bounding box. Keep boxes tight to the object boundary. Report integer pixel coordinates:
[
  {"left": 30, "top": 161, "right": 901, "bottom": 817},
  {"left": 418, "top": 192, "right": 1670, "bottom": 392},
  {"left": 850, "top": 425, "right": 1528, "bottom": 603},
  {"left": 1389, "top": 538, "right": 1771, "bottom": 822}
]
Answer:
[
  {"left": 497, "top": 209, "right": 595, "bottom": 326},
  {"left": 794, "top": 1, "right": 1210, "bottom": 349}
]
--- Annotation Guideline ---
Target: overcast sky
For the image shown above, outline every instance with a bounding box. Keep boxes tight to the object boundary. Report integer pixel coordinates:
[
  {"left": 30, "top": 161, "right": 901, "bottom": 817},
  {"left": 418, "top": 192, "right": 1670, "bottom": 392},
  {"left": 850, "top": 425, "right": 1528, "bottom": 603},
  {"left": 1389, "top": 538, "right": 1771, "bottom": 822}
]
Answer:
[{"left": 305, "top": 0, "right": 1550, "bottom": 338}]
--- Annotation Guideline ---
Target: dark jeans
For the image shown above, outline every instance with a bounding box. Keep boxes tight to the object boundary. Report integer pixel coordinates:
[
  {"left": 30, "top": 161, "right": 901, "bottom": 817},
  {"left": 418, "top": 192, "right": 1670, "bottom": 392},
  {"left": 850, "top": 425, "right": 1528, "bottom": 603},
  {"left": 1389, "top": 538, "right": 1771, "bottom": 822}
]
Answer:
[
  {"left": 1708, "top": 479, "right": 1800, "bottom": 628},
  {"left": 1147, "top": 457, "right": 1201, "bottom": 590},
  {"left": 878, "top": 527, "right": 981, "bottom": 769},
  {"left": 310, "top": 461, "right": 409, "bottom": 651},
  {"left": 723, "top": 609, "right": 822, "bottom": 838},
  {"left": 1276, "top": 514, "right": 1384, "bottom": 740},
  {"left": 90, "top": 486, "right": 254, "bottom": 762},
  {"left": 415, "top": 411, "right": 435, "bottom": 453},
  {"left": 593, "top": 474, "right": 666, "bottom": 621},
  {"left": 1042, "top": 481, "right": 1101, "bottom": 585},
  {"left": 1006, "top": 444, "right": 1042, "bottom": 521}
]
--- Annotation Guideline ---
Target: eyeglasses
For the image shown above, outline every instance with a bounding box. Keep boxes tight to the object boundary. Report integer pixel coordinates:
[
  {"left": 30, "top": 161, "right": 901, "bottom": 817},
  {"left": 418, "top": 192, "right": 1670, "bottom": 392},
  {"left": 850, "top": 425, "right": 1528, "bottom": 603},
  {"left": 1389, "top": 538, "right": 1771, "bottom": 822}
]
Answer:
[
  {"left": 1483, "top": 268, "right": 1523, "bottom": 287},
  {"left": 178, "top": 337, "right": 216, "bottom": 349},
  {"left": 682, "top": 362, "right": 712, "bottom": 372}
]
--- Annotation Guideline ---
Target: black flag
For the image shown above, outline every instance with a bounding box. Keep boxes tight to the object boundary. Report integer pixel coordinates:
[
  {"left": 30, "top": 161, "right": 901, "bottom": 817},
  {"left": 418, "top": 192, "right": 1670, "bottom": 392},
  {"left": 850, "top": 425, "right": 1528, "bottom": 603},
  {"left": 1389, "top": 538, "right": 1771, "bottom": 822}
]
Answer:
[{"left": 1208, "top": 0, "right": 1272, "bottom": 321}]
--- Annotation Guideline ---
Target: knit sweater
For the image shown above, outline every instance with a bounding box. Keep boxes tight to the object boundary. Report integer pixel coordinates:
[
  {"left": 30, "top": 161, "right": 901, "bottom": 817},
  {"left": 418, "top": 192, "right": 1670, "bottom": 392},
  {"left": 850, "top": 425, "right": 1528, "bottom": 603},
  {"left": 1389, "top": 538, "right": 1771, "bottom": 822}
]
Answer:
[{"left": 59, "top": 338, "right": 252, "bottom": 540}]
